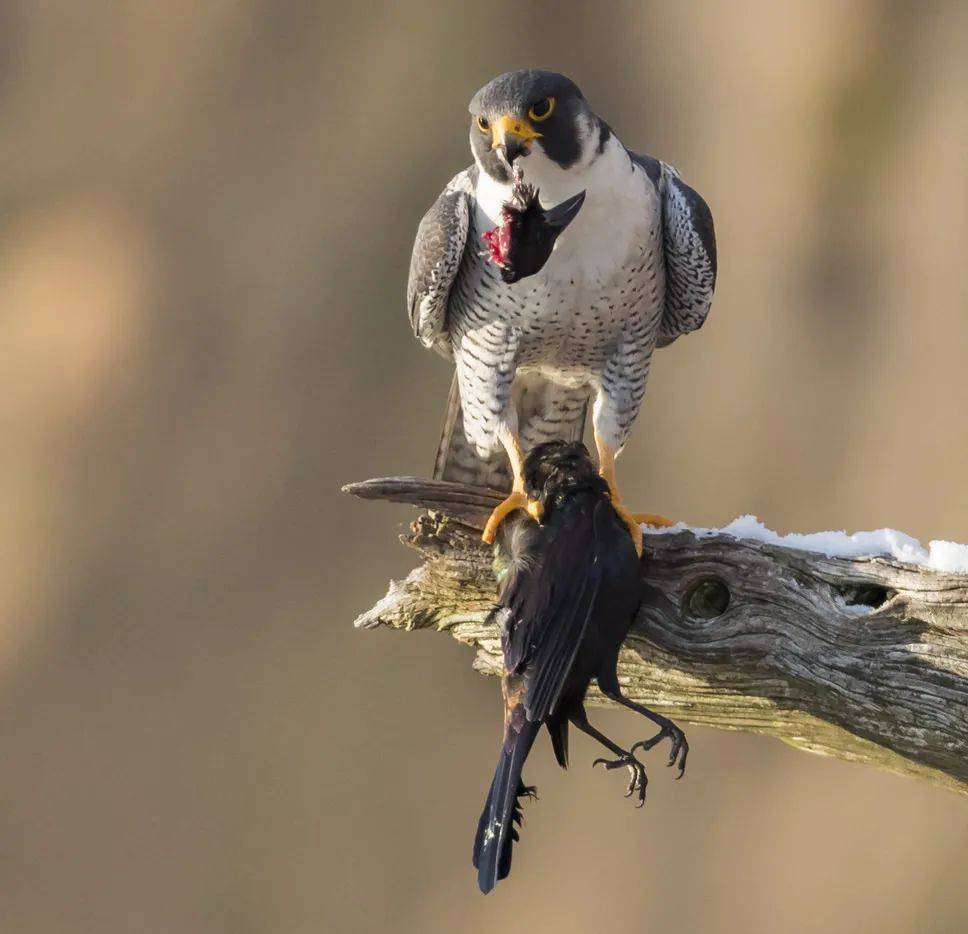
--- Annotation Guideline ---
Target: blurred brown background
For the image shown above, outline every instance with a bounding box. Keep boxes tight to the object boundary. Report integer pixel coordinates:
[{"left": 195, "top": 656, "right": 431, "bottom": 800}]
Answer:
[{"left": 1, "top": 2, "right": 966, "bottom": 932}]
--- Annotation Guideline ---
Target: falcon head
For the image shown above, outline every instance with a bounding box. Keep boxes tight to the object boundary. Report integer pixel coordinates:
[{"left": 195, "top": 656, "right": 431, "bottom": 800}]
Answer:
[{"left": 468, "top": 70, "right": 599, "bottom": 187}]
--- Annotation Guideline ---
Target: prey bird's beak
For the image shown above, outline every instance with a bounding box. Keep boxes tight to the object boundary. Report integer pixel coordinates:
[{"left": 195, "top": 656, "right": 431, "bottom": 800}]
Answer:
[
  {"left": 541, "top": 190, "right": 586, "bottom": 230},
  {"left": 491, "top": 115, "right": 541, "bottom": 163}
]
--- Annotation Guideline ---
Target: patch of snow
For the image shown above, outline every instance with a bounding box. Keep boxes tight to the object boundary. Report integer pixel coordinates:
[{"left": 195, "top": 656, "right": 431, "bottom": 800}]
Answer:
[
  {"left": 925, "top": 539, "right": 968, "bottom": 573},
  {"left": 647, "top": 514, "right": 968, "bottom": 573}
]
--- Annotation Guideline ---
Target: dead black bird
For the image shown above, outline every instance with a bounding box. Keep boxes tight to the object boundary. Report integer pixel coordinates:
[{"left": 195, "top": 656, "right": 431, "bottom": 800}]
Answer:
[
  {"left": 482, "top": 172, "right": 585, "bottom": 284},
  {"left": 472, "top": 440, "right": 688, "bottom": 894}
]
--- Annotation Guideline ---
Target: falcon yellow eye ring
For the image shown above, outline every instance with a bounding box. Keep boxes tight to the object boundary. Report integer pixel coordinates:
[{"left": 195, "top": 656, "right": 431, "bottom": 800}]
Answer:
[
  {"left": 477, "top": 115, "right": 490, "bottom": 132},
  {"left": 528, "top": 97, "right": 555, "bottom": 122}
]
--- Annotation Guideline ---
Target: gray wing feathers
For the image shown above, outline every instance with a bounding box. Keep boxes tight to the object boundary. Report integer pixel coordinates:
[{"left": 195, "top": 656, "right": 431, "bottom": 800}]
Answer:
[
  {"left": 407, "top": 170, "right": 474, "bottom": 355},
  {"left": 657, "top": 163, "right": 717, "bottom": 348}
]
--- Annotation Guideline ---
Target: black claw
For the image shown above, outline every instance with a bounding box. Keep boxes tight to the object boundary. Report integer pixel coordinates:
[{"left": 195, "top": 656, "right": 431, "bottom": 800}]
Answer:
[
  {"left": 630, "top": 724, "right": 689, "bottom": 780},
  {"left": 675, "top": 742, "right": 689, "bottom": 779},
  {"left": 592, "top": 752, "right": 648, "bottom": 806}
]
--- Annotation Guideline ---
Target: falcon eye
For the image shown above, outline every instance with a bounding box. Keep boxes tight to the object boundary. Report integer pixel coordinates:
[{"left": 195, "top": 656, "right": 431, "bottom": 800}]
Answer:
[
  {"left": 476, "top": 115, "right": 490, "bottom": 132},
  {"left": 528, "top": 97, "right": 555, "bottom": 122}
]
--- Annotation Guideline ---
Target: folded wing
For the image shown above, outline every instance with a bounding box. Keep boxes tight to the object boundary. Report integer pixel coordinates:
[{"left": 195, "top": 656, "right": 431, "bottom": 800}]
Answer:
[
  {"left": 407, "top": 167, "right": 476, "bottom": 356},
  {"left": 497, "top": 498, "right": 617, "bottom": 722},
  {"left": 656, "top": 161, "right": 717, "bottom": 348}
]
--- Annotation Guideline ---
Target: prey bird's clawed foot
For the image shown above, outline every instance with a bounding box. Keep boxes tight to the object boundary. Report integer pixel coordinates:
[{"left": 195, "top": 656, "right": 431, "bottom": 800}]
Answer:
[
  {"left": 481, "top": 490, "right": 544, "bottom": 544},
  {"left": 593, "top": 752, "right": 648, "bottom": 807},
  {"left": 630, "top": 722, "right": 689, "bottom": 779}
]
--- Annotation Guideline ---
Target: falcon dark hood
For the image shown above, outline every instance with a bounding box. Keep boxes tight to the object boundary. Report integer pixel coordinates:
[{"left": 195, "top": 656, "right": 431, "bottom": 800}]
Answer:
[{"left": 468, "top": 69, "right": 589, "bottom": 183}]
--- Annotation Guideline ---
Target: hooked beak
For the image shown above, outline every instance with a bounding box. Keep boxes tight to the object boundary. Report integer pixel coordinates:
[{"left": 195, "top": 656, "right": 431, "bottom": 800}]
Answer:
[{"left": 490, "top": 115, "right": 541, "bottom": 164}]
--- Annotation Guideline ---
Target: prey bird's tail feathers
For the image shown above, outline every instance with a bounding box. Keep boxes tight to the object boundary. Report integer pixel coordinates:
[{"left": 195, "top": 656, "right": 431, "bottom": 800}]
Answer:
[
  {"left": 434, "top": 374, "right": 588, "bottom": 489},
  {"left": 546, "top": 714, "right": 570, "bottom": 768},
  {"left": 473, "top": 718, "right": 541, "bottom": 894}
]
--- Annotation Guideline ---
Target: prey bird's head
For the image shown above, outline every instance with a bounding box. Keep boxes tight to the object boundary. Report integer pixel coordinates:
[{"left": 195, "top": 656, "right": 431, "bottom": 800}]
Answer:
[
  {"left": 523, "top": 441, "right": 607, "bottom": 516},
  {"left": 468, "top": 70, "right": 598, "bottom": 186}
]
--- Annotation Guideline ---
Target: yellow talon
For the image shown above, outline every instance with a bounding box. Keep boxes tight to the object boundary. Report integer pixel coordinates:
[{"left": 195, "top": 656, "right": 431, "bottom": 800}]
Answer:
[
  {"left": 481, "top": 433, "right": 544, "bottom": 544},
  {"left": 481, "top": 488, "right": 544, "bottom": 543},
  {"left": 594, "top": 432, "right": 676, "bottom": 558},
  {"left": 482, "top": 489, "right": 527, "bottom": 544},
  {"left": 610, "top": 499, "right": 644, "bottom": 557}
]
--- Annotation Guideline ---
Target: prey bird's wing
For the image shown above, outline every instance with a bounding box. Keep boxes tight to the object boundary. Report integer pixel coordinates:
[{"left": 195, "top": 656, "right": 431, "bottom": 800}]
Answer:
[
  {"left": 654, "top": 161, "right": 717, "bottom": 348},
  {"left": 407, "top": 166, "right": 476, "bottom": 356},
  {"left": 497, "top": 499, "right": 616, "bottom": 723}
]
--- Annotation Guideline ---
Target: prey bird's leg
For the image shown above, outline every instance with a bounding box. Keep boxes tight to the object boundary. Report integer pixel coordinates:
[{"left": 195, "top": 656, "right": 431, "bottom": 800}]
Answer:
[
  {"left": 569, "top": 706, "right": 648, "bottom": 806},
  {"left": 597, "top": 672, "right": 688, "bottom": 778},
  {"left": 481, "top": 432, "right": 543, "bottom": 544}
]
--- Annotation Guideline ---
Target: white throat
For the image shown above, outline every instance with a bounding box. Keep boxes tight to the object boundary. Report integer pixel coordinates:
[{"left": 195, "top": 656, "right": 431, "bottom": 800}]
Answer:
[
  {"left": 476, "top": 130, "right": 631, "bottom": 218},
  {"left": 474, "top": 132, "right": 652, "bottom": 287}
]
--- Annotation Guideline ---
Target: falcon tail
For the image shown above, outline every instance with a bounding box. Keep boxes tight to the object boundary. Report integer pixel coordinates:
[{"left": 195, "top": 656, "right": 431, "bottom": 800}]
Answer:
[
  {"left": 472, "top": 719, "right": 541, "bottom": 894},
  {"left": 434, "top": 375, "right": 588, "bottom": 490},
  {"left": 434, "top": 377, "right": 513, "bottom": 489}
]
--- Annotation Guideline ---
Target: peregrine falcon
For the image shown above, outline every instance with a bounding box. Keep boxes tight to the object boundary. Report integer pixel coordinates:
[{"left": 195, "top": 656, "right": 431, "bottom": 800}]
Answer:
[{"left": 408, "top": 70, "right": 717, "bottom": 554}]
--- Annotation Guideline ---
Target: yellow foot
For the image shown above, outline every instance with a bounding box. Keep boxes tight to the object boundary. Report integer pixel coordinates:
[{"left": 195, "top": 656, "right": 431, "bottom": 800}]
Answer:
[
  {"left": 481, "top": 491, "right": 544, "bottom": 544},
  {"left": 610, "top": 500, "right": 644, "bottom": 558}
]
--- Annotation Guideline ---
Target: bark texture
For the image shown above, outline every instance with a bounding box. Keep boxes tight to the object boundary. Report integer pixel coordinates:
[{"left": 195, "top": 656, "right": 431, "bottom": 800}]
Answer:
[{"left": 345, "top": 477, "right": 968, "bottom": 795}]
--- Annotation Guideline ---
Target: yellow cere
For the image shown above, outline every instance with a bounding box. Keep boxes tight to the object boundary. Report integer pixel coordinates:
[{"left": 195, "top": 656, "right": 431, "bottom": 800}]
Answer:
[{"left": 489, "top": 114, "right": 542, "bottom": 150}]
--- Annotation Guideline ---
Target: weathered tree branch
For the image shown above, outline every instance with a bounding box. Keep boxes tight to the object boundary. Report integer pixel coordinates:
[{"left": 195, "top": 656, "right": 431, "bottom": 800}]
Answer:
[{"left": 345, "top": 477, "right": 968, "bottom": 795}]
